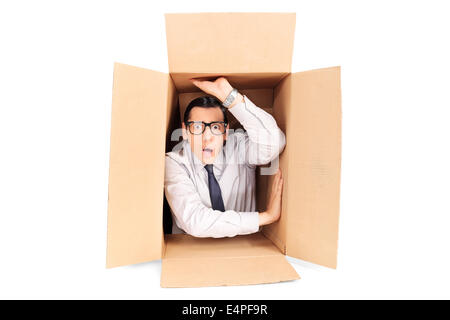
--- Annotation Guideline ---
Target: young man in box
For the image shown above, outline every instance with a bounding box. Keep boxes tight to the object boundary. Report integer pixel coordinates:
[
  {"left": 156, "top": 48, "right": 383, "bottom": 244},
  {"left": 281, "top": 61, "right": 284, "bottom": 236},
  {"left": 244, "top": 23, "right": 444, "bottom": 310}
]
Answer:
[{"left": 164, "top": 77, "right": 286, "bottom": 238}]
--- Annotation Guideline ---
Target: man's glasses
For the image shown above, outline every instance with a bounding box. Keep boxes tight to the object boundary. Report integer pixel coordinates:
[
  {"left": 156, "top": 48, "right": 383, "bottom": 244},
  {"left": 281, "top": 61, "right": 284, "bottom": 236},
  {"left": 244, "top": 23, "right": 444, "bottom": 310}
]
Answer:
[{"left": 185, "top": 121, "right": 228, "bottom": 135}]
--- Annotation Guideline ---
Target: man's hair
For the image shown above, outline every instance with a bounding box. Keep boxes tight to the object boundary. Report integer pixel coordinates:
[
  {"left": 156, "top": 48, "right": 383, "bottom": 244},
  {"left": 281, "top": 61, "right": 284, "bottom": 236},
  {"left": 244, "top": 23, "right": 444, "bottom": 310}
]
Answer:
[{"left": 184, "top": 96, "right": 228, "bottom": 124}]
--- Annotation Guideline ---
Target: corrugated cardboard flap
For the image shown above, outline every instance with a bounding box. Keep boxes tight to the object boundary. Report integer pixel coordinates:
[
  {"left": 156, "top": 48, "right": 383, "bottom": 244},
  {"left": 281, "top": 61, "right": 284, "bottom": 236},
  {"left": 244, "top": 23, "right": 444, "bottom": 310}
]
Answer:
[
  {"left": 161, "top": 232, "right": 300, "bottom": 288},
  {"left": 106, "top": 63, "right": 169, "bottom": 268},
  {"left": 284, "top": 66, "right": 342, "bottom": 269},
  {"left": 165, "top": 12, "right": 296, "bottom": 74}
]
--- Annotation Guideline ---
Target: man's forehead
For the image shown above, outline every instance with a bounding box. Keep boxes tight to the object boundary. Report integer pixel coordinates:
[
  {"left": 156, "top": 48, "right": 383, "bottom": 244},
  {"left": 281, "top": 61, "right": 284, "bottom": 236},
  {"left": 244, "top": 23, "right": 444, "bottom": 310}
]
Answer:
[{"left": 188, "top": 106, "right": 224, "bottom": 122}]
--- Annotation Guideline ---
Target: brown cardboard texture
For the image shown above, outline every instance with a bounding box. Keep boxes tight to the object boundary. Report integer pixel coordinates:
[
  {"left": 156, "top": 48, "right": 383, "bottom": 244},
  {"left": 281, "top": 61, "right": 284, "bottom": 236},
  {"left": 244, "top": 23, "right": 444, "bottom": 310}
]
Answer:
[{"left": 106, "top": 12, "right": 341, "bottom": 288}]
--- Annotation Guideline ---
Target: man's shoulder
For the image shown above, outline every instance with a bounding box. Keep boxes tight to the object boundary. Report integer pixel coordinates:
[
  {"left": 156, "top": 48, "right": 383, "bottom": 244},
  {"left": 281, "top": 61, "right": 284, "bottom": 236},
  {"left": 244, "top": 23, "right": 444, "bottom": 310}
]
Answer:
[
  {"left": 165, "top": 142, "right": 196, "bottom": 185},
  {"left": 166, "top": 140, "right": 187, "bottom": 162},
  {"left": 165, "top": 140, "right": 192, "bottom": 175}
]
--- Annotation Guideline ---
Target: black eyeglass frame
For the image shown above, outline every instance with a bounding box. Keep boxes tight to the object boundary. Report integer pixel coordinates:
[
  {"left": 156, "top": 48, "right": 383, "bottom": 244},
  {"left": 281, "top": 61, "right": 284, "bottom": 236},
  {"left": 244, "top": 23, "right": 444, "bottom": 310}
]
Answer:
[{"left": 185, "top": 121, "right": 228, "bottom": 135}]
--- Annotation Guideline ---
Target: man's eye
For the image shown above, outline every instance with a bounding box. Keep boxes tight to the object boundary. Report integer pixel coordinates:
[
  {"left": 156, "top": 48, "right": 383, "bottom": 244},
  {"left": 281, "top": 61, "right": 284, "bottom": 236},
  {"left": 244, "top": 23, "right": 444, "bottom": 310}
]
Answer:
[
  {"left": 212, "top": 124, "right": 220, "bottom": 130},
  {"left": 193, "top": 124, "right": 202, "bottom": 129}
]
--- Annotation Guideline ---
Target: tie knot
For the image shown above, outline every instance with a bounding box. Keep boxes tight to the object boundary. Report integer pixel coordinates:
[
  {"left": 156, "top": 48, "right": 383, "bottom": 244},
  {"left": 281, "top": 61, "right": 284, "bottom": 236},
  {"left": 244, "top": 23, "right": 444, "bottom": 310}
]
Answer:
[{"left": 204, "top": 164, "right": 214, "bottom": 174}]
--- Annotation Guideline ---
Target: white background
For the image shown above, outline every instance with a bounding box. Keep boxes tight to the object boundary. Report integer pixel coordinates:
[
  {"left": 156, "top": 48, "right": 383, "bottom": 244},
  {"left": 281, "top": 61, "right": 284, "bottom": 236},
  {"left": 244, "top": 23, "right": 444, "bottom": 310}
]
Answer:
[{"left": 1, "top": 0, "right": 449, "bottom": 299}]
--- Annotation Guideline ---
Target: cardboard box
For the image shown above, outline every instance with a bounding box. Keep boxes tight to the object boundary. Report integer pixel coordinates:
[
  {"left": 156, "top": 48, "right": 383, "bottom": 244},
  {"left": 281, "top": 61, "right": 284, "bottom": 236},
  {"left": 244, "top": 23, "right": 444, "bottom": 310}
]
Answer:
[{"left": 106, "top": 12, "right": 342, "bottom": 288}]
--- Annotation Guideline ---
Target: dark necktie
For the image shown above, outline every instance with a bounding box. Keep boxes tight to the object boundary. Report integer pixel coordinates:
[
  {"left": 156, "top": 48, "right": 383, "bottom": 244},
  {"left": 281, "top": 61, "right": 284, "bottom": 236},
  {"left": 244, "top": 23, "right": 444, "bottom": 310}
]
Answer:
[{"left": 204, "top": 164, "right": 225, "bottom": 212}]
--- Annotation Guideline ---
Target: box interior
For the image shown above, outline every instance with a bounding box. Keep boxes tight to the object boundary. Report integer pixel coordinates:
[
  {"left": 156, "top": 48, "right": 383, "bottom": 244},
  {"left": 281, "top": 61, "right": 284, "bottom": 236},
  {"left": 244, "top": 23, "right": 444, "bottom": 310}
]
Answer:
[{"left": 164, "top": 72, "right": 289, "bottom": 243}]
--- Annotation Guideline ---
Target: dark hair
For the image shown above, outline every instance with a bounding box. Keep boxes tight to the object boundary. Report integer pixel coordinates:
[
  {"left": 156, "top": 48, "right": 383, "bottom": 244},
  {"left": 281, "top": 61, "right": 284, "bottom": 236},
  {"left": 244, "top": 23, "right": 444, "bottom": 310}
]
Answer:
[{"left": 184, "top": 96, "right": 228, "bottom": 124}]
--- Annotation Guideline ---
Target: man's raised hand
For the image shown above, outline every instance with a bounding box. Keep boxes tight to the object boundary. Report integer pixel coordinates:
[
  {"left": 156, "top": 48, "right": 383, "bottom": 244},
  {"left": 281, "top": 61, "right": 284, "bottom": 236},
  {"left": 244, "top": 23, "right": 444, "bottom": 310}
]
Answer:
[
  {"left": 190, "top": 77, "right": 244, "bottom": 109},
  {"left": 189, "top": 76, "right": 233, "bottom": 102}
]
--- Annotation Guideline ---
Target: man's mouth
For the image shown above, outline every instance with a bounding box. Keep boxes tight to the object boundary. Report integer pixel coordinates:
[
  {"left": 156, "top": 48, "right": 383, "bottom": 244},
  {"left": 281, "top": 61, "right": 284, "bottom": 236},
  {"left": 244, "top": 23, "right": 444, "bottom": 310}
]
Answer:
[{"left": 202, "top": 147, "right": 213, "bottom": 157}]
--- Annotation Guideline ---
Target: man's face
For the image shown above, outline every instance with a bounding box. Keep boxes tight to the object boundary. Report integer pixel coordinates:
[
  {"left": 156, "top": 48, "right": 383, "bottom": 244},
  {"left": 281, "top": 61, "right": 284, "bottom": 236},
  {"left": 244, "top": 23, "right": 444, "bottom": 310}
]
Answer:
[{"left": 183, "top": 106, "right": 228, "bottom": 165}]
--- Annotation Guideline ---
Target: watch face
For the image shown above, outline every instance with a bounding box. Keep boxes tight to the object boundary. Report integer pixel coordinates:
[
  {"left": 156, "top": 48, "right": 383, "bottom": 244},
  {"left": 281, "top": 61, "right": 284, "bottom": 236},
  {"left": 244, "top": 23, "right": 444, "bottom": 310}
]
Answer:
[{"left": 224, "top": 89, "right": 237, "bottom": 107}]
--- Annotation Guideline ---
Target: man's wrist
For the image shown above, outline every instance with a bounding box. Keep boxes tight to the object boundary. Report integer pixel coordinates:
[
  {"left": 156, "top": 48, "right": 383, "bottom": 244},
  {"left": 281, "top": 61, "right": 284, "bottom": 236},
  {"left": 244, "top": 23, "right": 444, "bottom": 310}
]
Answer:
[
  {"left": 258, "top": 211, "right": 271, "bottom": 226},
  {"left": 227, "top": 93, "right": 244, "bottom": 109},
  {"left": 218, "top": 83, "right": 234, "bottom": 103}
]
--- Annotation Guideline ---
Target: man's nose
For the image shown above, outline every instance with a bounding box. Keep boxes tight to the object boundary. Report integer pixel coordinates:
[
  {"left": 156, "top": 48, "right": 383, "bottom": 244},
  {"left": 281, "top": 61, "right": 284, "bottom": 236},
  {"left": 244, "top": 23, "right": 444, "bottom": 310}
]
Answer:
[{"left": 202, "top": 126, "right": 214, "bottom": 141}]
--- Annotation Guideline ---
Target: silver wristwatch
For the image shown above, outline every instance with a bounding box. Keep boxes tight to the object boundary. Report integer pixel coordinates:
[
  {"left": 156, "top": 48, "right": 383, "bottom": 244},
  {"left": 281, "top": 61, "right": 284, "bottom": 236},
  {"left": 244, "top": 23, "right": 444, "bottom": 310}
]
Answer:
[{"left": 222, "top": 88, "right": 238, "bottom": 108}]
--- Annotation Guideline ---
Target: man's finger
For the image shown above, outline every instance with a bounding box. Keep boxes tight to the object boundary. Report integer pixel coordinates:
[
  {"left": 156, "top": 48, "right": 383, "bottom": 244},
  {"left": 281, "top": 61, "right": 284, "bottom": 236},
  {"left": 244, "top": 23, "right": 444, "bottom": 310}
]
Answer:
[
  {"left": 271, "top": 176, "right": 278, "bottom": 197},
  {"left": 277, "top": 170, "right": 283, "bottom": 192},
  {"left": 270, "top": 176, "right": 280, "bottom": 202},
  {"left": 270, "top": 175, "right": 279, "bottom": 202},
  {"left": 272, "top": 171, "right": 280, "bottom": 189},
  {"left": 273, "top": 176, "right": 282, "bottom": 196},
  {"left": 190, "top": 79, "right": 200, "bottom": 87}
]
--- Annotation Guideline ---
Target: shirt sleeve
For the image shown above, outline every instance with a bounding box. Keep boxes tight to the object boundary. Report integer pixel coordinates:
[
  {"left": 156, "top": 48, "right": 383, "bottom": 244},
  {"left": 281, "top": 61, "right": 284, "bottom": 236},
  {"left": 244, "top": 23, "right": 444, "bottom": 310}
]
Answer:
[
  {"left": 164, "top": 155, "right": 260, "bottom": 238},
  {"left": 228, "top": 94, "right": 286, "bottom": 167}
]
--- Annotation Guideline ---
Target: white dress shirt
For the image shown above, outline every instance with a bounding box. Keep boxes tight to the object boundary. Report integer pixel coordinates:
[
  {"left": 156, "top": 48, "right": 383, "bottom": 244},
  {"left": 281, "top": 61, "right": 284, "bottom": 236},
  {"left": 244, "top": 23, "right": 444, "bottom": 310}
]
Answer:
[{"left": 164, "top": 94, "right": 286, "bottom": 238}]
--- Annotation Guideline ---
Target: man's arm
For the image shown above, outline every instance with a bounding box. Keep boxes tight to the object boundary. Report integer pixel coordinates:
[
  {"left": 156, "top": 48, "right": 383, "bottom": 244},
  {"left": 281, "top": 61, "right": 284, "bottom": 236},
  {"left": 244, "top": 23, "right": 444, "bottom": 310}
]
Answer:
[
  {"left": 228, "top": 93, "right": 286, "bottom": 166},
  {"left": 164, "top": 156, "right": 260, "bottom": 238}
]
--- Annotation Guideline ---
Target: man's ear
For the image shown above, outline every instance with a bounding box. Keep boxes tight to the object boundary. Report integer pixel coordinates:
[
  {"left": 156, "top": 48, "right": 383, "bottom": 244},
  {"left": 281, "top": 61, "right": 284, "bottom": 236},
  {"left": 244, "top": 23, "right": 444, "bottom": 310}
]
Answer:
[{"left": 181, "top": 122, "right": 188, "bottom": 140}]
